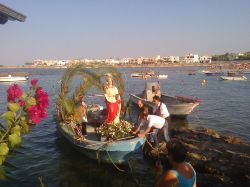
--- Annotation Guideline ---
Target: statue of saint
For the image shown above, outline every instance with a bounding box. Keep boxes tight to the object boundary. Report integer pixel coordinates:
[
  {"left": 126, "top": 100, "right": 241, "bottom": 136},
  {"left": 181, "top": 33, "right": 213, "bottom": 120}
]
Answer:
[{"left": 104, "top": 74, "right": 121, "bottom": 124}]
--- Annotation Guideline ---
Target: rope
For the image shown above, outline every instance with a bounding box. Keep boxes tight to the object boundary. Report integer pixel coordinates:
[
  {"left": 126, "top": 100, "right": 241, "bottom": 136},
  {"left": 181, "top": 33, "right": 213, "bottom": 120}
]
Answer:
[
  {"left": 106, "top": 150, "right": 126, "bottom": 172},
  {"left": 128, "top": 159, "right": 140, "bottom": 185}
]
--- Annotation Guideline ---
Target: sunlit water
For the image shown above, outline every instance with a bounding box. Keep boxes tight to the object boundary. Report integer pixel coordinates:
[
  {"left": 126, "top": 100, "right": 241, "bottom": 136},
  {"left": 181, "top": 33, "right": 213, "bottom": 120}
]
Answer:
[{"left": 0, "top": 67, "right": 249, "bottom": 187}]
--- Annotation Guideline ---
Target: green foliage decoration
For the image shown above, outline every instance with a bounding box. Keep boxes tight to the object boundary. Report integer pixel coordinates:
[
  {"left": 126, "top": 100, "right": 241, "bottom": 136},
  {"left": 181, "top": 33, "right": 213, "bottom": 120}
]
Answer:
[{"left": 57, "top": 64, "right": 125, "bottom": 124}]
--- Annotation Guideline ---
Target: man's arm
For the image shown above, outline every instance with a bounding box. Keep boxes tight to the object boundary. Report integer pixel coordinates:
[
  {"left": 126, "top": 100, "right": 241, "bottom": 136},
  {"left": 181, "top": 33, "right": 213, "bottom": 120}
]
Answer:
[
  {"left": 138, "top": 126, "right": 151, "bottom": 137},
  {"left": 131, "top": 125, "right": 141, "bottom": 135}
]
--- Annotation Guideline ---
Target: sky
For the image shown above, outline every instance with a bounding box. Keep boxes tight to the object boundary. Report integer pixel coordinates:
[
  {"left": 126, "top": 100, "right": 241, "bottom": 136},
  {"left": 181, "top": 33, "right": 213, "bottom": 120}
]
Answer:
[{"left": 1, "top": 0, "right": 250, "bottom": 65}]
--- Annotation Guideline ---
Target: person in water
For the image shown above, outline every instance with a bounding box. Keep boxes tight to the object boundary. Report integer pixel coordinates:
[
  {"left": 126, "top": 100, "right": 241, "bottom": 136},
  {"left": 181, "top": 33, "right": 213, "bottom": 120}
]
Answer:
[{"left": 155, "top": 141, "right": 196, "bottom": 187}]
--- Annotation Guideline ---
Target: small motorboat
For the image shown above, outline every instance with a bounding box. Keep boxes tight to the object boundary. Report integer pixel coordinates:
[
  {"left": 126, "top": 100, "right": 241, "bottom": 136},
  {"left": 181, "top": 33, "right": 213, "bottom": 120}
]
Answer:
[
  {"left": 204, "top": 71, "right": 224, "bottom": 76},
  {"left": 220, "top": 72, "right": 247, "bottom": 81},
  {"left": 129, "top": 81, "right": 201, "bottom": 118},
  {"left": 156, "top": 74, "right": 168, "bottom": 79},
  {"left": 131, "top": 71, "right": 155, "bottom": 78},
  {"left": 0, "top": 74, "right": 29, "bottom": 82}
]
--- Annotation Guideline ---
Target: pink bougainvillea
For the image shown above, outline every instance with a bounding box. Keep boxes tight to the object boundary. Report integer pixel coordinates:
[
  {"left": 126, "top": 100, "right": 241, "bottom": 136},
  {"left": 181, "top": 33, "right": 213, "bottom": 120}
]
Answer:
[
  {"left": 27, "top": 105, "right": 41, "bottom": 124},
  {"left": 30, "top": 79, "right": 38, "bottom": 87},
  {"left": 6, "top": 79, "right": 49, "bottom": 125},
  {"left": 7, "top": 84, "right": 23, "bottom": 102}
]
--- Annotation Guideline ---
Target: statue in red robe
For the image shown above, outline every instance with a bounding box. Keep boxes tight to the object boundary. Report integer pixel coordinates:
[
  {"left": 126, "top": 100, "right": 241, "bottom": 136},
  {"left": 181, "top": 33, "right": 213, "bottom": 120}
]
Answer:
[{"left": 104, "top": 75, "right": 121, "bottom": 124}]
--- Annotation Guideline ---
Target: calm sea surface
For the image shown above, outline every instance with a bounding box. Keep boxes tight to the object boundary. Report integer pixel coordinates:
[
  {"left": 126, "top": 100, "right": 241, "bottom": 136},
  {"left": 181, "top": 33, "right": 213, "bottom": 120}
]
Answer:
[{"left": 0, "top": 67, "right": 249, "bottom": 187}]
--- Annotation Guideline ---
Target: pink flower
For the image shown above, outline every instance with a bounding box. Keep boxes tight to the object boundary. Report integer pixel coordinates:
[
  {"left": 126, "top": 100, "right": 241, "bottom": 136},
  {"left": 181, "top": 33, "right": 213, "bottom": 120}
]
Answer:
[
  {"left": 18, "top": 100, "right": 25, "bottom": 107},
  {"left": 7, "top": 84, "right": 23, "bottom": 102},
  {"left": 38, "top": 108, "right": 48, "bottom": 118},
  {"left": 36, "top": 87, "right": 49, "bottom": 108},
  {"left": 30, "top": 79, "right": 38, "bottom": 87},
  {"left": 27, "top": 105, "right": 41, "bottom": 124}
]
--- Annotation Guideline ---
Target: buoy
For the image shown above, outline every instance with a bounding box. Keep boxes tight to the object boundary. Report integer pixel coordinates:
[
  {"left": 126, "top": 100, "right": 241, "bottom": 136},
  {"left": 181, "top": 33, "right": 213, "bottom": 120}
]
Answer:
[{"left": 202, "top": 79, "right": 206, "bottom": 86}]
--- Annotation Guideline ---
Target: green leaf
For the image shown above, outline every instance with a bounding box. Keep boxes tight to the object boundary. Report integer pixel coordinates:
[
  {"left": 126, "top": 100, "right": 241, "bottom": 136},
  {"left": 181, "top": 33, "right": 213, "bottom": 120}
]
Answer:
[
  {"left": 11, "top": 125, "right": 21, "bottom": 136},
  {"left": 7, "top": 103, "right": 20, "bottom": 113},
  {"left": 8, "top": 133, "right": 21, "bottom": 148},
  {"left": 62, "top": 98, "right": 74, "bottom": 114},
  {"left": 26, "top": 97, "right": 36, "bottom": 107},
  {"left": 1, "top": 111, "right": 15, "bottom": 122},
  {"left": 0, "top": 143, "right": 9, "bottom": 156},
  {"left": 20, "top": 121, "right": 29, "bottom": 133},
  {"left": 21, "top": 116, "right": 26, "bottom": 121},
  {"left": 0, "top": 156, "right": 6, "bottom": 165},
  {"left": 20, "top": 92, "right": 27, "bottom": 100}
]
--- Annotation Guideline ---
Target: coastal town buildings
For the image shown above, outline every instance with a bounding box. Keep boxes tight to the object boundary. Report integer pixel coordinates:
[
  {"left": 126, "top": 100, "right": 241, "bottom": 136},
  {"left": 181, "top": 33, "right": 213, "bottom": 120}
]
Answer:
[{"left": 30, "top": 53, "right": 215, "bottom": 67}]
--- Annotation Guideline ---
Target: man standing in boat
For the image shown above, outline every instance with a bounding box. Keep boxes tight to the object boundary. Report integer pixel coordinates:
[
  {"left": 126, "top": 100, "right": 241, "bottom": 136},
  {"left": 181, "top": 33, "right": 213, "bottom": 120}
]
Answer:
[{"left": 152, "top": 95, "right": 171, "bottom": 126}]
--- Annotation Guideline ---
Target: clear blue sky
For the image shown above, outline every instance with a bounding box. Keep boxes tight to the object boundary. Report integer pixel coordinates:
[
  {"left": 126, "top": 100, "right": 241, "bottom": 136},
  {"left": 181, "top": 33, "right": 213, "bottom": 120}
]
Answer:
[{"left": 1, "top": 0, "right": 250, "bottom": 65}]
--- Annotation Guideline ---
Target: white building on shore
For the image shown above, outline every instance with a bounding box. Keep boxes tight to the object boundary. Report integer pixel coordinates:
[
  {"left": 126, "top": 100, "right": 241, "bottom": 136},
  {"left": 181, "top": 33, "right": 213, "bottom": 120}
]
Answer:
[
  {"left": 162, "top": 56, "right": 180, "bottom": 63},
  {"left": 199, "top": 56, "right": 212, "bottom": 63},
  {"left": 185, "top": 54, "right": 199, "bottom": 63}
]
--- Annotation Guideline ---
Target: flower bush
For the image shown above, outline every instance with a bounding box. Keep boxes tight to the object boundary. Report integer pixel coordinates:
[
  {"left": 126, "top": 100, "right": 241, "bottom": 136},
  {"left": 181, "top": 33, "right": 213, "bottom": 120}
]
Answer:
[
  {"left": 96, "top": 120, "right": 132, "bottom": 140},
  {"left": 0, "top": 79, "right": 49, "bottom": 165}
]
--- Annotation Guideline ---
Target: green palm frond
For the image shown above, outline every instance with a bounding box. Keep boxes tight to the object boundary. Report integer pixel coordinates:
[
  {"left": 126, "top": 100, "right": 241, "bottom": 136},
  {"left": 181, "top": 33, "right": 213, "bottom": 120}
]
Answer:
[{"left": 57, "top": 64, "right": 125, "bottom": 123}]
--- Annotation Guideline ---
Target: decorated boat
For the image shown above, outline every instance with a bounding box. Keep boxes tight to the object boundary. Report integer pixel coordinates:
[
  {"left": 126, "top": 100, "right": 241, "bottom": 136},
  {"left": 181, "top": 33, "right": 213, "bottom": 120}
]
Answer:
[
  {"left": 129, "top": 81, "right": 200, "bottom": 118},
  {"left": 56, "top": 65, "right": 146, "bottom": 164},
  {"left": 57, "top": 122, "right": 145, "bottom": 164},
  {"left": 0, "top": 74, "right": 29, "bottom": 82},
  {"left": 220, "top": 72, "right": 247, "bottom": 81}
]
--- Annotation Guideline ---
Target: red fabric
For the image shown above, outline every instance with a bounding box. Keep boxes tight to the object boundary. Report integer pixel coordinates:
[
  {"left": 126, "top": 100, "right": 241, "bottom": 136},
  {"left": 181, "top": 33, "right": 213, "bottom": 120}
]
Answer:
[{"left": 105, "top": 99, "right": 120, "bottom": 123}]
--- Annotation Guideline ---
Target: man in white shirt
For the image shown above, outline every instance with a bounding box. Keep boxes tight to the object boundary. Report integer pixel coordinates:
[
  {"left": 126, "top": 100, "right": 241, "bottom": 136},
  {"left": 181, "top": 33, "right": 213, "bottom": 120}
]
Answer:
[
  {"left": 152, "top": 95, "right": 170, "bottom": 119},
  {"left": 131, "top": 109, "right": 170, "bottom": 147}
]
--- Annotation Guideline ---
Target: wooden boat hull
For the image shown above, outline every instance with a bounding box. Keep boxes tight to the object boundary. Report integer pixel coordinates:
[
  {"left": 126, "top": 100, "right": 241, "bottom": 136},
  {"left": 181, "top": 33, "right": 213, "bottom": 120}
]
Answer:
[
  {"left": 57, "top": 123, "right": 146, "bottom": 164},
  {"left": 220, "top": 76, "right": 247, "bottom": 81},
  {"left": 129, "top": 94, "right": 200, "bottom": 118}
]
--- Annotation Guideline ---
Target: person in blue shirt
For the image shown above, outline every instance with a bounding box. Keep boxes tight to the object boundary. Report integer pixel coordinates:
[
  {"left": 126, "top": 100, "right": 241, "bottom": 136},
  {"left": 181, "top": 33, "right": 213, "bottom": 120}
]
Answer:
[{"left": 155, "top": 141, "right": 196, "bottom": 187}]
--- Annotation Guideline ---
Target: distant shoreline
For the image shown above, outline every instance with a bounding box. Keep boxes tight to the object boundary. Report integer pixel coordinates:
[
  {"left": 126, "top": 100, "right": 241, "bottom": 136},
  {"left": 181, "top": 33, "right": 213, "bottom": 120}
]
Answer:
[{"left": 0, "top": 61, "right": 249, "bottom": 70}]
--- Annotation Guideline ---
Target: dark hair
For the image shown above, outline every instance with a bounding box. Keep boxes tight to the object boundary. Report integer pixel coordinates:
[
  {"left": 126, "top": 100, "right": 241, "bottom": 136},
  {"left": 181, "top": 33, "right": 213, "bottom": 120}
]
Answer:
[
  {"left": 142, "top": 106, "right": 149, "bottom": 117},
  {"left": 168, "top": 141, "right": 187, "bottom": 163},
  {"left": 153, "top": 95, "right": 160, "bottom": 101}
]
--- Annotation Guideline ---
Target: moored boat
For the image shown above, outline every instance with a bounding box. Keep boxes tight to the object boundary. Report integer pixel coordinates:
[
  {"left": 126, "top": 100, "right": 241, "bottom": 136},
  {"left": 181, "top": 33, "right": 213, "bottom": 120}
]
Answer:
[
  {"left": 131, "top": 71, "right": 155, "bottom": 78},
  {"left": 0, "top": 74, "right": 29, "bottom": 82},
  {"left": 204, "top": 71, "right": 224, "bottom": 76},
  {"left": 220, "top": 72, "right": 247, "bottom": 81},
  {"left": 57, "top": 122, "right": 146, "bottom": 164},
  {"left": 156, "top": 74, "right": 168, "bottom": 79},
  {"left": 129, "top": 81, "right": 200, "bottom": 118}
]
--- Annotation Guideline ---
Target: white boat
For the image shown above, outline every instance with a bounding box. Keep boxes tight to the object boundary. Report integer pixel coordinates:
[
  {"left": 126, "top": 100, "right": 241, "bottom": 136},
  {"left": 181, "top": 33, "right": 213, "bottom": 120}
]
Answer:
[
  {"left": 0, "top": 74, "right": 29, "bottom": 82},
  {"left": 220, "top": 72, "right": 247, "bottom": 81},
  {"left": 220, "top": 75, "right": 247, "bottom": 81},
  {"left": 156, "top": 74, "right": 168, "bottom": 79},
  {"left": 129, "top": 81, "right": 200, "bottom": 118},
  {"left": 131, "top": 71, "right": 155, "bottom": 78}
]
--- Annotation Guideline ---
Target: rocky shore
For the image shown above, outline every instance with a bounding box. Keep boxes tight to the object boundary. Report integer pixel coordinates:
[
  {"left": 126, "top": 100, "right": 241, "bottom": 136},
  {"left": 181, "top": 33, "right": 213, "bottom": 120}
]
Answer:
[{"left": 143, "top": 127, "right": 250, "bottom": 187}]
